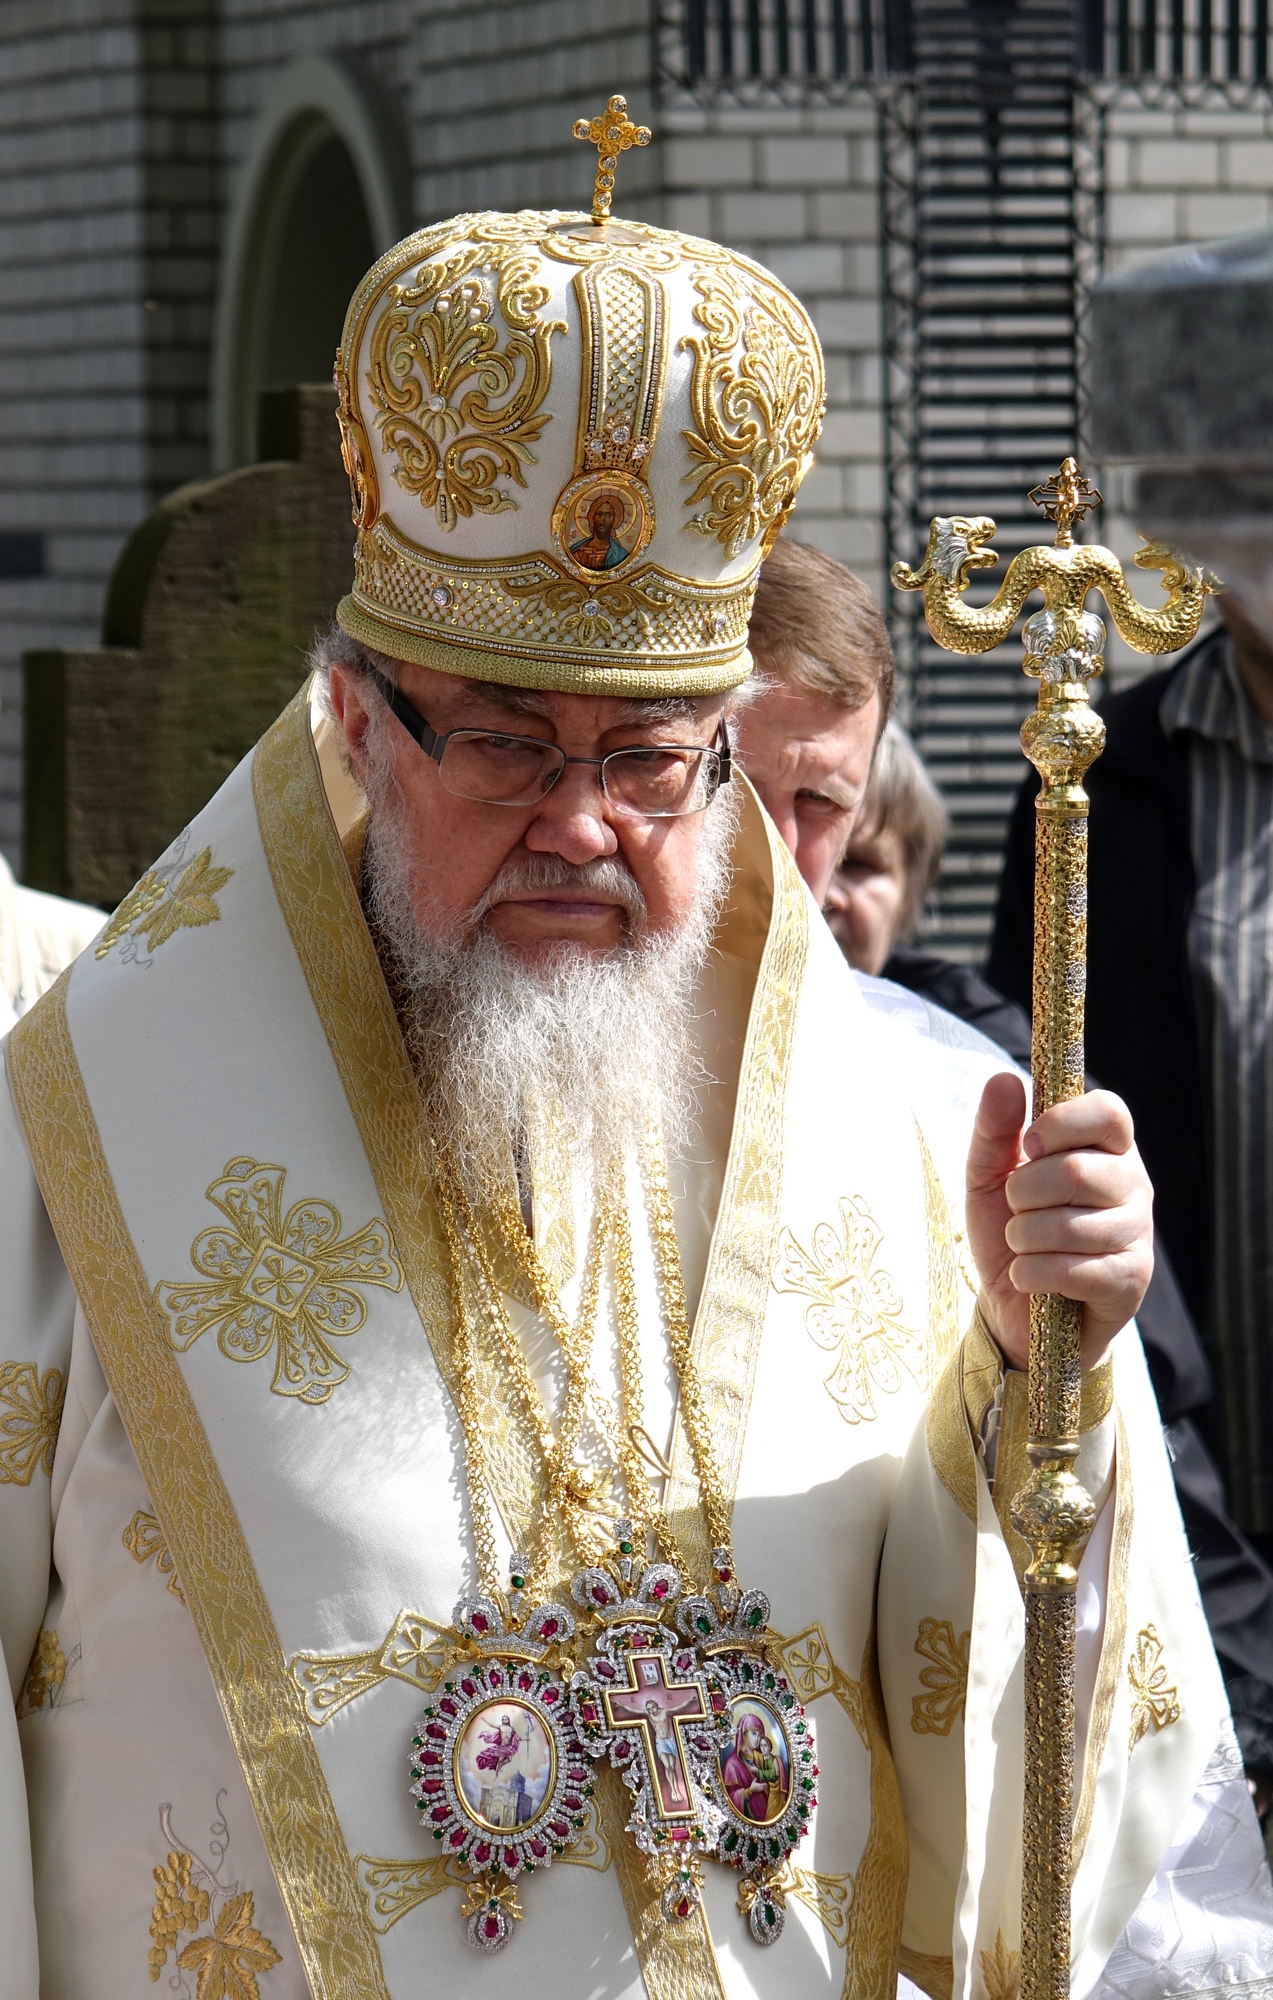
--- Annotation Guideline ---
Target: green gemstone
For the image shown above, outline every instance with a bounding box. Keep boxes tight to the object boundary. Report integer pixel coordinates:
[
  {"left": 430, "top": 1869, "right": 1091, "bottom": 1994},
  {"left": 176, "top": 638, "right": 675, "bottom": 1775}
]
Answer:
[
  {"left": 723, "top": 1831, "right": 738, "bottom": 1852},
  {"left": 746, "top": 1840, "right": 759, "bottom": 1863},
  {"left": 618, "top": 1540, "right": 633, "bottom": 1555},
  {"left": 432, "top": 1831, "right": 443, "bottom": 1842},
  {"left": 746, "top": 1607, "right": 763, "bottom": 1628},
  {"left": 696, "top": 1616, "right": 711, "bottom": 1635}
]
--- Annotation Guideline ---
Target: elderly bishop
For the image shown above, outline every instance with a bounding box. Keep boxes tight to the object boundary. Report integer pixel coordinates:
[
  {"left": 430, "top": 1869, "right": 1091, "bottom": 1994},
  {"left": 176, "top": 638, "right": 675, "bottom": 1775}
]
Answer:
[{"left": 1, "top": 180, "right": 1269, "bottom": 2000}]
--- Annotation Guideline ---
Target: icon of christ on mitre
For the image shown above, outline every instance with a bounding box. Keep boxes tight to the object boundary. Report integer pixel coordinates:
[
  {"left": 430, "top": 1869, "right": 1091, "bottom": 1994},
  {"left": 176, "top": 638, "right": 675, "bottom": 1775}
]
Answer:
[{"left": 1, "top": 99, "right": 1268, "bottom": 2000}]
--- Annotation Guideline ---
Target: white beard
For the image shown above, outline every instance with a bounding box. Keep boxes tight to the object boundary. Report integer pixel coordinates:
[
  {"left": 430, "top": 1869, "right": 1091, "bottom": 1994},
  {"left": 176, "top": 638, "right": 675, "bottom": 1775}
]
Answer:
[{"left": 362, "top": 771, "right": 739, "bottom": 1208}]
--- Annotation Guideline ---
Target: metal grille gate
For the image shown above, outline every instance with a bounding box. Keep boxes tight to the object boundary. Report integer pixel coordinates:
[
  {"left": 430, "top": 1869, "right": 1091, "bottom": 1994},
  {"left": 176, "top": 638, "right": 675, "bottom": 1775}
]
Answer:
[{"left": 885, "top": 1, "right": 1101, "bottom": 961}]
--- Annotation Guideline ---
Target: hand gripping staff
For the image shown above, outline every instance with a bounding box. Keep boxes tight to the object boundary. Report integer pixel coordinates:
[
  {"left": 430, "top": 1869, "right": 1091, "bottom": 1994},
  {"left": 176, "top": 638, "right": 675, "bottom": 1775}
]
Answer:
[{"left": 893, "top": 459, "right": 1216, "bottom": 2000}]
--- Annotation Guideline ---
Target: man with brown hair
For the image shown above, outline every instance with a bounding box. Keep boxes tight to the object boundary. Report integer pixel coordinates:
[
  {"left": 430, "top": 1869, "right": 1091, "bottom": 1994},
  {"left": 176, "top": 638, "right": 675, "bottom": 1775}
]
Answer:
[
  {"left": 733, "top": 534, "right": 893, "bottom": 904},
  {"left": 732, "top": 536, "right": 900, "bottom": 904}
]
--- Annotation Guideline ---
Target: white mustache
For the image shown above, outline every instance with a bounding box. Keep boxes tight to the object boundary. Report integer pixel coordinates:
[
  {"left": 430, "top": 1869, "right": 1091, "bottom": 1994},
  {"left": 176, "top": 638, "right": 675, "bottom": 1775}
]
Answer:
[{"left": 468, "top": 853, "right": 647, "bottom": 927}]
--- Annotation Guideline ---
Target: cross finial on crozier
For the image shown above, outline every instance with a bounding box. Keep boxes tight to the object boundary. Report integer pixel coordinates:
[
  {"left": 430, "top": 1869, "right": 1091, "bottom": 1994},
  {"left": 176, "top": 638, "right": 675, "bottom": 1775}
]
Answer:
[
  {"left": 1028, "top": 457, "right": 1104, "bottom": 549},
  {"left": 573, "top": 95, "right": 651, "bottom": 225}
]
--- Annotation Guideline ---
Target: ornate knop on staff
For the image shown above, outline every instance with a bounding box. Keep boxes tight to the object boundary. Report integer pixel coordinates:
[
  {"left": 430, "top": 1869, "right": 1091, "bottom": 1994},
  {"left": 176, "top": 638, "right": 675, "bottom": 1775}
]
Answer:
[{"left": 892, "top": 460, "right": 1216, "bottom": 2000}]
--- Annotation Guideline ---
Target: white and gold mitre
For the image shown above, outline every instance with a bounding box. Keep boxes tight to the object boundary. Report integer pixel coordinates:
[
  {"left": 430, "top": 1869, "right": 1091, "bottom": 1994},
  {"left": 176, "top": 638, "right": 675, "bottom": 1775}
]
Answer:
[{"left": 333, "top": 206, "right": 825, "bottom": 695}]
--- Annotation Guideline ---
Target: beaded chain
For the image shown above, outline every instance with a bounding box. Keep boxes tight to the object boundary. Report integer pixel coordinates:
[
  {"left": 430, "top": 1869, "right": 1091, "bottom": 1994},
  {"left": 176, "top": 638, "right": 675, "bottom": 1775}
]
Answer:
[{"left": 433, "top": 1131, "right": 734, "bottom": 1601}]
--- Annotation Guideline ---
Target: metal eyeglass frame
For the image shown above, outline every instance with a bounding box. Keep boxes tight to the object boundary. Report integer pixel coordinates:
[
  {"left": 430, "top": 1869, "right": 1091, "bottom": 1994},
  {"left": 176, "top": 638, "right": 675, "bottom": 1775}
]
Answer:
[{"left": 363, "top": 665, "right": 731, "bottom": 816}]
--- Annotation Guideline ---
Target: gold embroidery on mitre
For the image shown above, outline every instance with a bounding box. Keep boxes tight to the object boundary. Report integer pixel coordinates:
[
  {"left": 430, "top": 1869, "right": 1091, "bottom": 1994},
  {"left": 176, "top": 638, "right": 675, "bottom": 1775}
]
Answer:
[
  {"left": 1128, "top": 1623, "right": 1182, "bottom": 1753},
  {"left": 96, "top": 843, "right": 233, "bottom": 965},
  {"left": 363, "top": 239, "right": 565, "bottom": 533},
  {"left": 0, "top": 1360, "right": 65, "bottom": 1483},
  {"left": 153, "top": 1158, "right": 404, "bottom": 1405},
  {"left": 682, "top": 260, "right": 824, "bottom": 559},
  {"left": 979, "top": 1929, "right": 1021, "bottom": 2000},
  {"left": 123, "top": 1509, "right": 186, "bottom": 1604},
  {"left": 17, "top": 1626, "right": 69, "bottom": 1715},
  {"left": 911, "top": 1618, "right": 970, "bottom": 1737},
  {"left": 773, "top": 1197, "right": 925, "bottom": 1425},
  {"left": 148, "top": 1806, "right": 282, "bottom": 1993}
]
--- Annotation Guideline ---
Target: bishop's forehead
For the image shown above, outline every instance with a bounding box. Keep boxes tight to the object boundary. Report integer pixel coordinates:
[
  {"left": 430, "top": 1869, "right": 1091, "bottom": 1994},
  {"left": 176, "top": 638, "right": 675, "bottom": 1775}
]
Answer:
[{"left": 333, "top": 208, "right": 825, "bottom": 699}]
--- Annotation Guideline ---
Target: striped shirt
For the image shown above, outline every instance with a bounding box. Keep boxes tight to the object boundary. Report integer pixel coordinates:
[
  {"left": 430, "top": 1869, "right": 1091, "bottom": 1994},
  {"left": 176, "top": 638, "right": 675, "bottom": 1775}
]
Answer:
[{"left": 1162, "top": 634, "right": 1273, "bottom": 1531}]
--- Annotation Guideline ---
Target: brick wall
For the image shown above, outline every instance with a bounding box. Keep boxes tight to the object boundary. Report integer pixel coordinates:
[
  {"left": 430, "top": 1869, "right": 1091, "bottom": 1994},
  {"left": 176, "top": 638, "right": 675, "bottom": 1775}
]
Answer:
[{"left": 0, "top": 0, "right": 218, "bottom": 864}]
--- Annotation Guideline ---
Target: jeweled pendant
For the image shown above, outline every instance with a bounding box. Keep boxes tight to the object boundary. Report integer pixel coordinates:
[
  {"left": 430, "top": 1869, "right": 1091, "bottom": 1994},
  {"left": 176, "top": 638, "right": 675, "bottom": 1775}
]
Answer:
[
  {"left": 680, "top": 1549, "right": 818, "bottom": 1945},
  {"left": 408, "top": 1563, "right": 592, "bottom": 1953},
  {"left": 680, "top": 1549, "right": 818, "bottom": 1941}
]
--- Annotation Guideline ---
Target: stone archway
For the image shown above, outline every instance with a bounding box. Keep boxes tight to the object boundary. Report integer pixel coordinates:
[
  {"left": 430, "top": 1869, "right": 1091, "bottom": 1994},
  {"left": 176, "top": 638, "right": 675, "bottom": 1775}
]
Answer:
[{"left": 212, "top": 54, "right": 412, "bottom": 469}]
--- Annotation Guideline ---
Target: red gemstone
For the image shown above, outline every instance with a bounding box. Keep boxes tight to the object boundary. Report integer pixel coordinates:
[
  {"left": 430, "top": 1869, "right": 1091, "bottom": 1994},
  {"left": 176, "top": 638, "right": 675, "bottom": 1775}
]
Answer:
[
  {"left": 518, "top": 1671, "right": 533, "bottom": 1690},
  {"left": 591, "top": 1585, "right": 608, "bottom": 1605},
  {"left": 717, "top": 1567, "right": 731, "bottom": 1584},
  {"left": 540, "top": 1618, "right": 559, "bottom": 1639},
  {"left": 484, "top": 1917, "right": 500, "bottom": 1940},
  {"left": 439, "top": 1697, "right": 457, "bottom": 1716},
  {"left": 548, "top": 1820, "right": 569, "bottom": 1838},
  {"left": 449, "top": 1828, "right": 467, "bottom": 1847},
  {"left": 461, "top": 1678, "right": 477, "bottom": 1697},
  {"left": 426, "top": 1723, "right": 446, "bottom": 1740},
  {"left": 674, "top": 1896, "right": 691, "bottom": 1918},
  {"left": 423, "top": 1779, "right": 443, "bottom": 1795},
  {"left": 580, "top": 1702, "right": 598, "bottom": 1722},
  {"left": 531, "top": 1840, "right": 547, "bottom": 1858},
  {"left": 471, "top": 1614, "right": 488, "bottom": 1634},
  {"left": 430, "top": 1806, "right": 450, "bottom": 1823},
  {"left": 542, "top": 1686, "right": 559, "bottom": 1705},
  {"left": 651, "top": 1580, "right": 669, "bottom": 1599},
  {"left": 669, "top": 1826, "right": 688, "bottom": 1842},
  {"left": 504, "top": 1847, "right": 519, "bottom": 1869},
  {"left": 596, "top": 1661, "right": 615, "bottom": 1679},
  {"left": 474, "top": 1843, "right": 491, "bottom": 1863},
  {"left": 562, "top": 1794, "right": 582, "bottom": 1811},
  {"left": 614, "top": 1741, "right": 630, "bottom": 1760},
  {"left": 421, "top": 1749, "right": 442, "bottom": 1765}
]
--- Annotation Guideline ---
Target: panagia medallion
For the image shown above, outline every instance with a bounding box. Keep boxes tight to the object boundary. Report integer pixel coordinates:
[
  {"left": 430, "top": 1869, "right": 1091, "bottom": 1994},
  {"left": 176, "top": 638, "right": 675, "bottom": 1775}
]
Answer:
[
  {"left": 408, "top": 1566, "right": 592, "bottom": 1953},
  {"left": 568, "top": 1525, "right": 817, "bottom": 1942}
]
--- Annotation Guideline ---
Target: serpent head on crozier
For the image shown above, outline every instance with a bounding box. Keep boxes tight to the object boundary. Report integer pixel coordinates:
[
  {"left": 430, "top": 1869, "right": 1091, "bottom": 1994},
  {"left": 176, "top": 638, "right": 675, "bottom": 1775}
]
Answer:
[{"left": 891, "top": 513, "right": 1219, "bottom": 660}]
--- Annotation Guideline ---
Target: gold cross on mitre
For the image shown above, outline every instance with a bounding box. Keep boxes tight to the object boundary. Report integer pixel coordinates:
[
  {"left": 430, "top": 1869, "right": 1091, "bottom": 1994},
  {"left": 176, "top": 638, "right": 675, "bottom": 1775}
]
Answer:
[
  {"left": 1028, "top": 456, "right": 1104, "bottom": 549},
  {"left": 573, "top": 94, "right": 651, "bottom": 225}
]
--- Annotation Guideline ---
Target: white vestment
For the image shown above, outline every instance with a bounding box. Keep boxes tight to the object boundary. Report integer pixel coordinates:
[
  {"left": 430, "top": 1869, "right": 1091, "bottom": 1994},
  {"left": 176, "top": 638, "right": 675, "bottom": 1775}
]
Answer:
[
  {"left": 0, "top": 688, "right": 1267, "bottom": 2000},
  {"left": 0, "top": 854, "right": 102, "bottom": 1035}
]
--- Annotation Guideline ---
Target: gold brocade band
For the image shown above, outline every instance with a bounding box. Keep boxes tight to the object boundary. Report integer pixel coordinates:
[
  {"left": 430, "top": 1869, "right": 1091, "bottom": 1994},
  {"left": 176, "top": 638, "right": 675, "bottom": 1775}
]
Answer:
[
  {"left": 335, "top": 593, "right": 753, "bottom": 697},
  {"left": 251, "top": 691, "right": 734, "bottom": 1999},
  {"left": 5, "top": 976, "right": 392, "bottom": 2000}
]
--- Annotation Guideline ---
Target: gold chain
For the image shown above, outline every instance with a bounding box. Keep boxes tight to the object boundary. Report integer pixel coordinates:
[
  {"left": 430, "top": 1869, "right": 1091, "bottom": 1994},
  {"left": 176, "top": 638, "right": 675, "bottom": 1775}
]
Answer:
[
  {"left": 639, "top": 1141, "right": 733, "bottom": 1560},
  {"left": 434, "top": 1134, "right": 734, "bottom": 1598}
]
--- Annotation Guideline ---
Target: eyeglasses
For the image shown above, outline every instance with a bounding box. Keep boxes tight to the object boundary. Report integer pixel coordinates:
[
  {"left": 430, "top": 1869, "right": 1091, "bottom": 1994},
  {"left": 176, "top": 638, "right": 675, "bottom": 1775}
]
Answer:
[{"left": 365, "top": 667, "right": 731, "bottom": 818}]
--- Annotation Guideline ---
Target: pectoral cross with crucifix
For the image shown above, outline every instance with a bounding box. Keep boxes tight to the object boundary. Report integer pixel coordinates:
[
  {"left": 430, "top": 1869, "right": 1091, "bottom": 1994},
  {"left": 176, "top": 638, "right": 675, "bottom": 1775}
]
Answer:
[{"left": 602, "top": 1652, "right": 708, "bottom": 1822}]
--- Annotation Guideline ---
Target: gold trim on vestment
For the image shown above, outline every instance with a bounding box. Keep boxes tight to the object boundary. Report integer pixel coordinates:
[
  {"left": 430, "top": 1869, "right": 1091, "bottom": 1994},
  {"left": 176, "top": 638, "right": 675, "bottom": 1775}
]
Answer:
[
  {"left": 899, "top": 1945, "right": 954, "bottom": 2000},
  {"left": 841, "top": 1623, "right": 909, "bottom": 2000},
  {"left": 252, "top": 690, "right": 550, "bottom": 1560},
  {"left": 662, "top": 804, "right": 809, "bottom": 1583},
  {"left": 251, "top": 690, "right": 730, "bottom": 1999},
  {"left": 4, "top": 977, "right": 391, "bottom": 2000},
  {"left": 1070, "top": 1407, "right": 1133, "bottom": 1877}
]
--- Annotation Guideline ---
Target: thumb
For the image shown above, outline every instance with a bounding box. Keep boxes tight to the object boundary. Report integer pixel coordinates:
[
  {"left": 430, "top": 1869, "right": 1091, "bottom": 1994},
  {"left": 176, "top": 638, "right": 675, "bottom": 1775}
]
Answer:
[{"left": 966, "top": 1071, "right": 1028, "bottom": 1199}]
